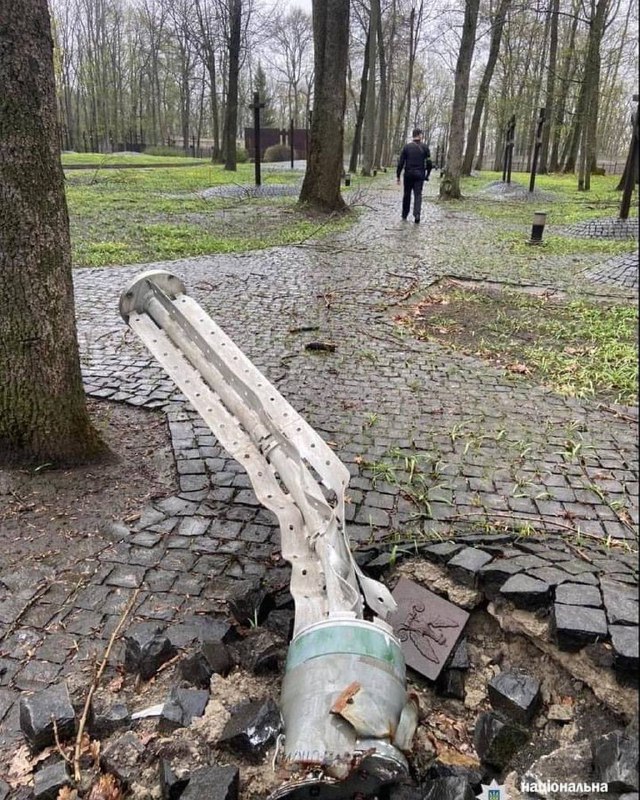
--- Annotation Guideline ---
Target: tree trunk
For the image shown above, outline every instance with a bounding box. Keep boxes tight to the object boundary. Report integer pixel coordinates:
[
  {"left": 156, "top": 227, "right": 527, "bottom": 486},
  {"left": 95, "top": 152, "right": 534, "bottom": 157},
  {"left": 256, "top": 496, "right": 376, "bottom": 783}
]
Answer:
[
  {"left": 224, "top": 0, "right": 242, "bottom": 170},
  {"left": 349, "top": 24, "right": 371, "bottom": 174},
  {"left": 538, "top": 0, "right": 559, "bottom": 173},
  {"left": 462, "top": 0, "right": 511, "bottom": 176},
  {"left": 0, "top": 0, "right": 104, "bottom": 466},
  {"left": 440, "top": 0, "right": 480, "bottom": 199},
  {"left": 374, "top": 8, "right": 388, "bottom": 169},
  {"left": 361, "top": 0, "right": 379, "bottom": 176},
  {"left": 299, "top": 0, "right": 349, "bottom": 212},
  {"left": 475, "top": 101, "right": 489, "bottom": 171},
  {"left": 578, "top": 0, "right": 609, "bottom": 190}
]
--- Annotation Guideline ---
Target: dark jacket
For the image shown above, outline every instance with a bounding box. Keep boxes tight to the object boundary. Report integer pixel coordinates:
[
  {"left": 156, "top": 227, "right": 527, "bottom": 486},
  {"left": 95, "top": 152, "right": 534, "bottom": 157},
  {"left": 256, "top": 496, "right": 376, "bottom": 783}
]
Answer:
[{"left": 397, "top": 140, "right": 431, "bottom": 180}]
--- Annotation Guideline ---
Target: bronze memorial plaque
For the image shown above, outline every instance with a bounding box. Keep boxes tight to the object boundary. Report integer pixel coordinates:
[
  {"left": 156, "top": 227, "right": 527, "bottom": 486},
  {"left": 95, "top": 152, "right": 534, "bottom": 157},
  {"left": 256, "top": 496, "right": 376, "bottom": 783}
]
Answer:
[{"left": 389, "top": 577, "right": 469, "bottom": 681}]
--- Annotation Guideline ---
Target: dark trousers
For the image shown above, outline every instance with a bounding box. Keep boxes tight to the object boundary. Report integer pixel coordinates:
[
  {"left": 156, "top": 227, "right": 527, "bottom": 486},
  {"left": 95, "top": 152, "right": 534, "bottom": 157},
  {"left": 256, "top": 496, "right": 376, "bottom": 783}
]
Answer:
[{"left": 402, "top": 174, "right": 424, "bottom": 220}]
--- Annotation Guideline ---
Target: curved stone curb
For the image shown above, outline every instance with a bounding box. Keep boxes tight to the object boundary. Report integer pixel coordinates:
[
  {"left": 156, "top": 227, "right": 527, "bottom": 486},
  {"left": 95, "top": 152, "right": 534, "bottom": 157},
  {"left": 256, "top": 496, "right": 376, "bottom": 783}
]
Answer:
[{"left": 562, "top": 217, "right": 639, "bottom": 240}]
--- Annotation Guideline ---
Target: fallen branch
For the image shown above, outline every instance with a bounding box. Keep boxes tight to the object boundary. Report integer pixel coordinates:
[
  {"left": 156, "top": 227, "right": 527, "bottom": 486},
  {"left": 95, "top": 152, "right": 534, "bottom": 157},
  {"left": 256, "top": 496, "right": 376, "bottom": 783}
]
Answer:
[{"left": 73, "top": 586, "right": 141, "bottom": 782}]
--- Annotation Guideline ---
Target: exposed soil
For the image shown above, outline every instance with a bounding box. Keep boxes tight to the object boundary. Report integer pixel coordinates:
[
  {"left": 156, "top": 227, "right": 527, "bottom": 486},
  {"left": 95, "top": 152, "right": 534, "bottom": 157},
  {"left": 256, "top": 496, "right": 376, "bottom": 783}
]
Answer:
[{"left": 0, "top": 400, "right": 176, "bottom": 573}]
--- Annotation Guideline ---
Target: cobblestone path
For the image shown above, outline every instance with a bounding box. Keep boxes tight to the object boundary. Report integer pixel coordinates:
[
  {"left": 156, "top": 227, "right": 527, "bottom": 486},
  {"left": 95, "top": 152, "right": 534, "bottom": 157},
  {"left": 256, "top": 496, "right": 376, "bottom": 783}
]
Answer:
[{"left": 1, "top": 177, "right": 637, "bottom": 759}]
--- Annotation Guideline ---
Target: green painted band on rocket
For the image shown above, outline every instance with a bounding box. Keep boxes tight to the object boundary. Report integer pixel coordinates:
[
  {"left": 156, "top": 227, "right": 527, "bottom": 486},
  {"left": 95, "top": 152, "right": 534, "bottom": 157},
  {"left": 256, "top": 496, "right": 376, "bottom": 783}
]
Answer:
[{"left": 285, "top": 623, "right": 405, "bottom": 676}]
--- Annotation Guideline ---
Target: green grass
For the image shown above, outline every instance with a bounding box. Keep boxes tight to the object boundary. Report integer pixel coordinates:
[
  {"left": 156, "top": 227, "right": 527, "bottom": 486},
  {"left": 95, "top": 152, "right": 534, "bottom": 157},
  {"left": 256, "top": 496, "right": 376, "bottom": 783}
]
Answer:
[
  {"left": 459, "top": 171, "right": 638, "bottom": 226},
  {"left": 64, "top": 163, "right": 352, "bottom": 267},
  {"left": 399, "top": 283, "right": 638, "bottom": 405},
  {"left": 62, "top": 151, "right": 209, "bottom": 166}
]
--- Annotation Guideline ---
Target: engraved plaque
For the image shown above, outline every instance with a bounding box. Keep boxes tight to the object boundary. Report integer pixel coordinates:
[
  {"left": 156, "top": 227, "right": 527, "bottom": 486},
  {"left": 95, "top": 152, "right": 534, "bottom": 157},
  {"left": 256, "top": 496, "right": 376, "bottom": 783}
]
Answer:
[{"left": 389, "top": 577, "right": 470, "bottom": 681}]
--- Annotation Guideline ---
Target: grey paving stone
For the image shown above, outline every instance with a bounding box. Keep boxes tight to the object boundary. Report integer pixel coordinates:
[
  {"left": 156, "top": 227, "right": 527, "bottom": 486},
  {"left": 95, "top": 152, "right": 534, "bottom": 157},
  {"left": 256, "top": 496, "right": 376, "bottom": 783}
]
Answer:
[
  {"left": 601, "top": 580, "right": 639, "bottom": 625},
  {"left": 500, "top": 575, "right": 551, "bottom": 607},
  {"left": 553, "top": 603, "right": 608, "bottom": 648},
  {"left": 609, "top": 625, "right": 639, "bottom": 672},
  {"left": 554, "top": 583, "right": 602, "bottom": 607}
]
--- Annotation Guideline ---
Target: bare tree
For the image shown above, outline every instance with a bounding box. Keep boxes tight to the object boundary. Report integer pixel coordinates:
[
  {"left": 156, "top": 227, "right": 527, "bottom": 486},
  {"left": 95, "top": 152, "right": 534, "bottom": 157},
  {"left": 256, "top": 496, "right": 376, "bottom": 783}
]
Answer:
[
  {"left": 361, "top": 0, "right": 380, "bottom": 175},
  {"left": 462, "top": 0, "right": 512, "bottom": 176},
  {"left": 0, "top": 0, "right": 104, "bottom": 465},
  {"left": 440, "top": 0, "right": 481, "bottom": 199},
  {"left": 222, "top": 0, "right": 242, "bottom": 169},
  {"left": 299, "top": 0, "right": 350, "bottom": 212}
]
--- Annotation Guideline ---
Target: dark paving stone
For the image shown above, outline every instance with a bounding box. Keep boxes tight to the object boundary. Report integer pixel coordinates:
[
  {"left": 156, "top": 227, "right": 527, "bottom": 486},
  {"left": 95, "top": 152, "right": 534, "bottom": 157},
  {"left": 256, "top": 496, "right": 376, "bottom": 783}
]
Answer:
[
  {"left": 159, "top": 758, "right": 189, "bottom": 800},
  {"left": 448, "top": 638, "right": 470, "bottom": 670},
  {"left": 159, "top": 688, "right": 209, "bottom": 732},
  {"left": 473, "top": 711, "right": 529, "bottom": 768},
  {"left": 422, "top": 542, "right": 464, "bottom": 562},
  {"left": 555, "top": 583, "right": 602, "bottom": 607},
  {"left": 123, "top": 622, "right": 177, "bottom": 680},
  {"left": 478, "top": 559, "right": 523, "bottom": 591},
  {"left": 19, "top": 682, "right": 76, "bottom": 751},
  {"left": 91, "top": 702, "right": 131, "bottom": 738},
  {"left": 528, "top": 566, "right": 573, "bottom": 586},
  {"left": 100, "top": 731, "right": 145, "bottom": 786},
  {"left": 488, "top": 671, "right": 541, "bottom": 724},
  {"left": 447, "top": 547, "right": 493, "bottom": 586},
  {"left": 610, "top": 625, "right": 639, "bottom": 672},
  {"left": 552, "top": 603, "right": 608, "bottom": 649},
  {"left": 601, "top": 580, "right": 639, "bottom": 625},
  {"left": 499, "top": 575, "right": 551, "bottom": 608},
  {"left": 180, "top": 764, "right": 239, "bottom": 800},
  {"left": 33, "top": 761, "right": 71, "bottom": 800},
  {"left": 219, "top": 698, "right": 281, "bottom": 756},
  {"left": 234, "top": 629, "right": 284, "bottom": 674},
  {"left": 435, "top": 668, "right": 466, "bottom": 700},
  {"left": 592, "top": 726, "right": 639, "bottom": 792}
]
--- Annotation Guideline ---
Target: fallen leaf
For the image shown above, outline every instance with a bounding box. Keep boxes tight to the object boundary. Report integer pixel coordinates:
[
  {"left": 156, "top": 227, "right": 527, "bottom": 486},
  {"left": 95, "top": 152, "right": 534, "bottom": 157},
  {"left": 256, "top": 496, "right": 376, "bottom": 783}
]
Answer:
[
  {"left": 87, "top": 773, "right": 123, "bottom": 800},
  {"left": 507, "top": 363, "right": 531, "bottom": 375}
]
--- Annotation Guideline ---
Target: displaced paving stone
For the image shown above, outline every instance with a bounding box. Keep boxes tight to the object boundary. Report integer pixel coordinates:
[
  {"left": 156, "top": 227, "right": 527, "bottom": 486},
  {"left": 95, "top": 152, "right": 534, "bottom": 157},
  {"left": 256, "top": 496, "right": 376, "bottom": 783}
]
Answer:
[
  {"left": 166, "top": 616, "right": 232, "bottom": 650},
  {"left": 19, "top": 682, "right": 75, "bottom": 751},
  {"left": 219, "top": 698, "right": 281, "bottom": 756},
  {"left": 159, "top": 688, "right": 209, "bottom": 732},
  {"left": 214, "top": 577, "right": 268, "bottom": 626},
  {"left": 448, "top": 638, "right": 470, "bottom": 670},
  {"left": 180, "top": 764, "right": 239, "bottom": 800},
  {"left": 447, "top": 548, "right": 493, "bottom": 586},
  {"left": 234, "top": 629, "right": 283, "bottom": 674},
  {"left": 601, "top": 581, "right": 639, "bottom": 625},
  {"left": 426, "top": 763, "right": 483, "bottom": 792},
  {"left": 91, "top": 702, "right": 131, "bottom": 738},
  {"left": 124, "top": 622, "right": 177, "bottom": 680},
  {"left": 592, "top": 727, "right": 639, "bottom": 792},
  {"left": 159, "top": 758, "right": 189, "bottom": 800},
  {"left": 435, "top": 669, "right": 465, "bottom": 700},
  {"left": 610, "top": 625, "right": 639, "bottom": 672},
  {"left": 100, "top": 731, "right": 145, "bottom": 786},
  {"left": 422, "top": 542, "right": 464, "bottom": 562},
  {"left": 523, "top": 739, "right": 593, "bottom": 799},
  {"left": 554, "top": 583, "right": 601, "bottom": 607},
  {"left": 488, "top": 671, "right": 541, "bottom": 724},
  {"left": 33, "top": 761, "right": 71, "bottom": 800},
  {"left": 478, "top": 559, "right": 523, "bottom": 592},
  {"left": 474, "top": 711, "right": 529, "bottom": 768},
  {"left": 422, "top": 776, "right": 476, "bottom": 800},
  {"left": 264, "top": 609, "right": 294, "bottom": 641},
  {"left": 552, "top": 604, "right": 608, "bottom": 649},
  {"left": 499, "top": 575, "right": 551, "bottom": 608}
]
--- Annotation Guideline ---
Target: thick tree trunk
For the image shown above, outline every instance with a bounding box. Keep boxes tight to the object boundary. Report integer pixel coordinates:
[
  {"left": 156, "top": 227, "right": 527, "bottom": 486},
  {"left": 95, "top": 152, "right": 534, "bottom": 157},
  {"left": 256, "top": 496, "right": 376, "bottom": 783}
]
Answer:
[
  {"left": 475, "top": 101, "right": 489, "bottom": 171},
  {"left": 0, "top": 0, "right": 104, "bottom": 466},
  {"left": 224, "top": 0, "right": 242, "bottom": 170},
  {"left": 299, "top": 0, "right": 349, "bottom": 212},
  {"left": 440, "top": 0, "right": 480, "bottom": 199},
  {"left": 462, "top": 0, "right": 511, "bottom": 176},
  {"left": 578, "top": 0, "right": 609, "bottom": 190},
  {"left": 361, "top": 0, "right": 379, "bottom": 176}
]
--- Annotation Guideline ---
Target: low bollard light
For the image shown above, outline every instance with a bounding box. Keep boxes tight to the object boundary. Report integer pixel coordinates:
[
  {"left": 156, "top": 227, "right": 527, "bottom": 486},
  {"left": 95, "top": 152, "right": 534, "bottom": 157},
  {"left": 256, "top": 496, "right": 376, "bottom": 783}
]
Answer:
[
  {"left": 345, "top": 173, "right": 351, "bottom": 186},
  {"left": 529, "top": 211, "right": 547, "bottom": 244}
]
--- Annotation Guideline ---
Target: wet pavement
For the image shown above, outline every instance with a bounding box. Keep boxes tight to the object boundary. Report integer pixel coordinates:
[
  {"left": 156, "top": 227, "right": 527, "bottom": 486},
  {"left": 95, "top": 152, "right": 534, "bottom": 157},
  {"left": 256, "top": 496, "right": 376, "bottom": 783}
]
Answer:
[{"left": 0, "top": 176, "right": 637, "bottom": 763}]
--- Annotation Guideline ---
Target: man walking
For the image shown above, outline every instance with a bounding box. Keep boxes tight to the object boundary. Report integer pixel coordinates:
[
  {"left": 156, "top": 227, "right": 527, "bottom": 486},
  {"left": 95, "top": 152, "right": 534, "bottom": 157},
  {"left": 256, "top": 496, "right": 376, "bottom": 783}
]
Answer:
[{"left": 396, "top": 128, "right": 431, "bottom": 223}]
